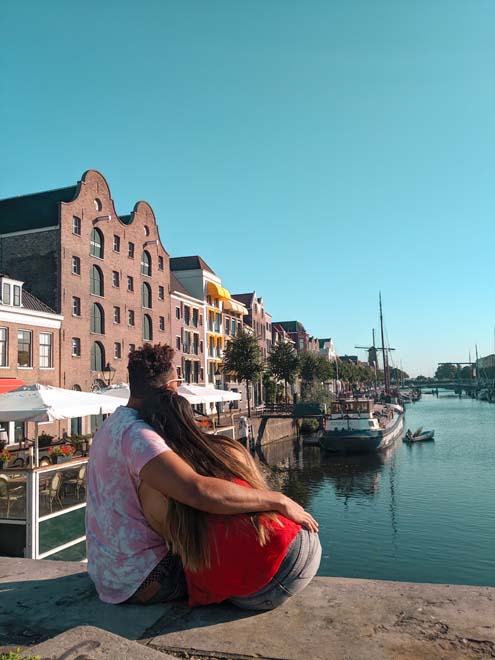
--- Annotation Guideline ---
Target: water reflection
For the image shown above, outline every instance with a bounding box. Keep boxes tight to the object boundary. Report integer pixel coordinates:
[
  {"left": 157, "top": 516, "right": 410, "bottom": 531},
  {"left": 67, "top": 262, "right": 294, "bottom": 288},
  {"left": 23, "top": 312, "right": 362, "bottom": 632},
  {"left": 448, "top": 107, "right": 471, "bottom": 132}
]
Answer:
[{"left": 254, "top": 437, "right": 398, "bottom": 507}]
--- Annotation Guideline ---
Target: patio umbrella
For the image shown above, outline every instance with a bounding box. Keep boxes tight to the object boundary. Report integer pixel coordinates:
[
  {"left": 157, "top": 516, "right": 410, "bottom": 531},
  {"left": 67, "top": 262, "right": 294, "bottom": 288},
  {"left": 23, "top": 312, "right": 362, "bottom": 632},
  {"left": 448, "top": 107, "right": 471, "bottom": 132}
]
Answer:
[
  {"left": 0, "top": 384, "right": 122, "bottom": 466},
  {"left": 101, "top": 382, "right": 241, "bottom": 405}
]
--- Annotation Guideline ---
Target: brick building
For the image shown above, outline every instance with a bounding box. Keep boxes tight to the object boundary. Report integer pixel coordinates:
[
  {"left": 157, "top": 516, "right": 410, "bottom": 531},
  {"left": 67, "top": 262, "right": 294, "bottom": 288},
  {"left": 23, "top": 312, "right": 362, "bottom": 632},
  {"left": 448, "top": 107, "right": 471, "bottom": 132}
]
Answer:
[
  {"left": 170, "top": 273, "right": 206, "bottom": 384},
  {"left": 231, "top": 292, "right": 272, "bottom": 359},
  {"left": 272, "top": 320, "right": 315, "bottom": 353},
  {"left": 0, "top": 274, "right": 63, "bottom": 443},
  {"left": 0, "top": 170, "right": 171, "bottom": 396}
]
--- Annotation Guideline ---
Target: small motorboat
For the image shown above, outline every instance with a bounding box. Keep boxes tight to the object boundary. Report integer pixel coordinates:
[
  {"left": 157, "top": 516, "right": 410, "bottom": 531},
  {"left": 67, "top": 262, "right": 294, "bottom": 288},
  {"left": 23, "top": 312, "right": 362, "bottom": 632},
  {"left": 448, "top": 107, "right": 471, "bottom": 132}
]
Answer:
[{"left": 404, "top": 428, "right": 435, "bottom": 443}]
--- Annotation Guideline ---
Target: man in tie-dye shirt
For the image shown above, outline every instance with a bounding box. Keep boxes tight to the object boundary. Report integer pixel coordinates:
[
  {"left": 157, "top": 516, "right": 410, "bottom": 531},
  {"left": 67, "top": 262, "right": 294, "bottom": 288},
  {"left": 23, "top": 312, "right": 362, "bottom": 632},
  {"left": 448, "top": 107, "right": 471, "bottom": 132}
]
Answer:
[{"left": 86, "top": 343, "right": 318, "bottom": 604}]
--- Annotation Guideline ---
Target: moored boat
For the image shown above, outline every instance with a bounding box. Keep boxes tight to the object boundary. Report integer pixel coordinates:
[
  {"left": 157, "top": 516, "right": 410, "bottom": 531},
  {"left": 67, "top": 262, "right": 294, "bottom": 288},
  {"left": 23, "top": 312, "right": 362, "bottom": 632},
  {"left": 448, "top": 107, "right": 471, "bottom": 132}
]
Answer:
[
  {"left": 404, "top": 429, "right": 435, "bottom": 443},
  {"left": 319, "top": 398, "right": 404, "bottom": 453}
]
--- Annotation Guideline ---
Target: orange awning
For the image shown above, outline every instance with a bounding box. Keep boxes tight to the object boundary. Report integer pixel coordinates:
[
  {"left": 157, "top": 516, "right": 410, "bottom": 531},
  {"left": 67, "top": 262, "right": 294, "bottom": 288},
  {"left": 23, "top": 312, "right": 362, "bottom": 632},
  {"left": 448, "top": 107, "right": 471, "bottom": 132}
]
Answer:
[{"left": 0, "top": 378, "right": 25, "bottom": 394}]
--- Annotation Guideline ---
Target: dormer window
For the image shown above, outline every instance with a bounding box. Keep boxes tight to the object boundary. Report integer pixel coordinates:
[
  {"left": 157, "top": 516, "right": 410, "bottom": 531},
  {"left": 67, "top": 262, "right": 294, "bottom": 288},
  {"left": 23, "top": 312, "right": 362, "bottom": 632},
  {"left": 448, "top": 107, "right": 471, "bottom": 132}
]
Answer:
[{"left": 0, "top": 279, "right": 23, "bottom": 307}]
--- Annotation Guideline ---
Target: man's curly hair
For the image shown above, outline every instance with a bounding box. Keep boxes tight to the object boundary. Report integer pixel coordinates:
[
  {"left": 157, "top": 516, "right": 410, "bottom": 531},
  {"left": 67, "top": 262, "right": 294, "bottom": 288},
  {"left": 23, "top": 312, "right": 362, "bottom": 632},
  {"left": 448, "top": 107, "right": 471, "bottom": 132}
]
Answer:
[{"left": 127, "top": 343, "right": 176, "bottom": 398}]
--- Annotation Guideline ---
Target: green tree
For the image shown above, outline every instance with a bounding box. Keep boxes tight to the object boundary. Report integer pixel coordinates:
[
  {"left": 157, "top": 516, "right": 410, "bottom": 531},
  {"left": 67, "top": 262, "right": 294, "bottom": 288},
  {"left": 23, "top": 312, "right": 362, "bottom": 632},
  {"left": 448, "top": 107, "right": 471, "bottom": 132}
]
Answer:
[
  {"left": 222, "top": 330, "right": 264, "bottom": 417},
  {"left": 267, "top": 342, "right": 300, "bottom": 403},
  {"left": 435, "top": 363, "right": 457, "bottom": 380}
]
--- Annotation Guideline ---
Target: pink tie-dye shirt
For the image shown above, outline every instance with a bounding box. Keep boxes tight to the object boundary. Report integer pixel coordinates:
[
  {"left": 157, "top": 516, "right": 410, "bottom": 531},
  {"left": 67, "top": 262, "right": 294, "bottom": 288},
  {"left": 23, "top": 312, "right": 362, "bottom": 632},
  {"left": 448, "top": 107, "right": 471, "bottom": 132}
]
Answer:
[{"left": 86, "top": 405, "right": 170, "bottom": 603}]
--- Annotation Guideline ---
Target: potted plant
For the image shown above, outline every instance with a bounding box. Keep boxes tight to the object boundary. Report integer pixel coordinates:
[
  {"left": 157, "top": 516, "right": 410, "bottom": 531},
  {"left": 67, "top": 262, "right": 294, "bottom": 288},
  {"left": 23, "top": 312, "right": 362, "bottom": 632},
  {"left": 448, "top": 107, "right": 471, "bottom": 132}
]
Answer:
[
  {"left": 0, "top": 448, "right": 12, "bottom": 469},
  {"left": 47, "top": 445, "right": 75, "bottom": 464}
]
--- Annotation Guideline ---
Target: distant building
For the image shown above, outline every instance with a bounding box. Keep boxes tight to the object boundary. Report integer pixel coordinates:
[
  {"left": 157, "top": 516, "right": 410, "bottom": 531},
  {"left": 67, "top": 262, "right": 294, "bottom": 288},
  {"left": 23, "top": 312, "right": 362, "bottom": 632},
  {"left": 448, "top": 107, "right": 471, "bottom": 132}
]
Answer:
[
  {"left": 232, "top": 292, "right": 272, "bottom": 359},
  {"left": 318, "top": 338, "right": 337, "bottom": 361},
  {"left": 339, "top": 355, "right": 359, "bottom": 364},
  {"left": 272, "top": 321, "right": 313, "bottom": 352}
]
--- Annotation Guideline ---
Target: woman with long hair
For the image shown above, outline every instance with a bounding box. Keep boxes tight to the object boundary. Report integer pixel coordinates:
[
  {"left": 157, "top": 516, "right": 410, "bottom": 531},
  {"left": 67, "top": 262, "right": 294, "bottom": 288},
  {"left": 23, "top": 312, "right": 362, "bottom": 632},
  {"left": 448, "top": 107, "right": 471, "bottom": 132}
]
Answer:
[{"left": 139, "top": 389, "right": 321, "bottom": 610}]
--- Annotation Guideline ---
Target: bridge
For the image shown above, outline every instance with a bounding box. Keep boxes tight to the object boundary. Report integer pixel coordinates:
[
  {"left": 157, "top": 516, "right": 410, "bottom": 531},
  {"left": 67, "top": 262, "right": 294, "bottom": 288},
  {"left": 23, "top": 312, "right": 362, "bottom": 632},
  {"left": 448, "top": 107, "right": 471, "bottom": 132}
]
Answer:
[{"left": 407, "top": 379, "right": 495, "bottom": 393}]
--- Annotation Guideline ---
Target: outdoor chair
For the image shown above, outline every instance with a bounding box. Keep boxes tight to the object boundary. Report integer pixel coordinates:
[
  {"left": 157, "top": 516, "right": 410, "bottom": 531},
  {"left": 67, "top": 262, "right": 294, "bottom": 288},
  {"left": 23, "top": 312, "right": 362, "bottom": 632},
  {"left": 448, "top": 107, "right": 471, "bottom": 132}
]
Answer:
[
  {"left": 40, "top": 471, "right": 63, "bottom": 513},
  {"left": 0, "top": 475, "right": 25, "bottom": 518},
  {"left": 63, "top": 464, "right": 86, "bottom": 500}
]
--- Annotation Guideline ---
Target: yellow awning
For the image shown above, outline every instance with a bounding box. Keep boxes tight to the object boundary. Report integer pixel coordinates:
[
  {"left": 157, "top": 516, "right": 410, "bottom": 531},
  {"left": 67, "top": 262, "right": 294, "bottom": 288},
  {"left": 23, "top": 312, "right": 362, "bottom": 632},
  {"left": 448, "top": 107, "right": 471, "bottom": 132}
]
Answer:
[
  {"left": 207, "top": 281, "right": 231, "bottom": 300},
  {"left": 223, "top": 299, "right": 248, "bottom": 315}
]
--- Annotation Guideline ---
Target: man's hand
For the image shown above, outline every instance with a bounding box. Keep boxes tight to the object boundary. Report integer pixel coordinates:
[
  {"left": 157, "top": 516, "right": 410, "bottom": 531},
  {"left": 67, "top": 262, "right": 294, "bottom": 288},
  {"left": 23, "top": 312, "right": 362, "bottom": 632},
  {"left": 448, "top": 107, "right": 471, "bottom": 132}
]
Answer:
[{"left": 274, "top": 493, "right": 319, "bottom": 533}]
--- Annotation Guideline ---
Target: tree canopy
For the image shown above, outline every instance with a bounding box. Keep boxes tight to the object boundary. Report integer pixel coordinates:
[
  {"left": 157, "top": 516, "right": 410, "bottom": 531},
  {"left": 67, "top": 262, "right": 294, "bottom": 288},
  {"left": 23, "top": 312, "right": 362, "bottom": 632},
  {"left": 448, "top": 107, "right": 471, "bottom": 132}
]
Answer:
[
  {"left": 267, "top": 342, "right": 300, "bottom": 403},
  {"left": 222, "top": 330, "right": 264, "bottom": 415}
]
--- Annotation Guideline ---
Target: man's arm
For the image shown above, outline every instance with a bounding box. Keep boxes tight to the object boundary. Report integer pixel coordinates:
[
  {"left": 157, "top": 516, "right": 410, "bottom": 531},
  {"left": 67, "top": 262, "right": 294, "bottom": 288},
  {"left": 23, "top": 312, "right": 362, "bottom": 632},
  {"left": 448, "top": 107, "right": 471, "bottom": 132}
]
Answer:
[{"left": 139, "top": 450, "right": 318, "bottom": 532}]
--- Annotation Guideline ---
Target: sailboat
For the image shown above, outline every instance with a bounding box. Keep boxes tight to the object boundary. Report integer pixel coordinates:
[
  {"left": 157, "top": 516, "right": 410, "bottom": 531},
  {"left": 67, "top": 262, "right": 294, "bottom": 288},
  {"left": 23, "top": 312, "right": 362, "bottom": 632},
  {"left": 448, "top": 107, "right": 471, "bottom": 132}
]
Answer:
[{"left": 319, "top": 294, "right": 404, "bottom": 453}]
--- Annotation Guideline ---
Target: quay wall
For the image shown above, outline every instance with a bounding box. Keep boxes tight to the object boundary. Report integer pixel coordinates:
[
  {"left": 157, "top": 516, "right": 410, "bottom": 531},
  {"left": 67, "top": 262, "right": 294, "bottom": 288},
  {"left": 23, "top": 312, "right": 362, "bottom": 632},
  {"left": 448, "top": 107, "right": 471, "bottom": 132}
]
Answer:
[
  {"left": 1, "top": 556, "right": 494, "bottom": 660},
  {"left": 250, "top": 415, "right": 299, "bottom": 446}
]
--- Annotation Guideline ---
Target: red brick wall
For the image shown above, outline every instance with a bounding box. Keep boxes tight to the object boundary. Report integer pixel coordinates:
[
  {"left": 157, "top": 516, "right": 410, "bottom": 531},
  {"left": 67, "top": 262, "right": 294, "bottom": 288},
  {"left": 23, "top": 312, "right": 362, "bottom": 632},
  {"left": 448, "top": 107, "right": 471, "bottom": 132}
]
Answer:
[{"left": 59, "top": 170, "right": 172, "bottom": 391}]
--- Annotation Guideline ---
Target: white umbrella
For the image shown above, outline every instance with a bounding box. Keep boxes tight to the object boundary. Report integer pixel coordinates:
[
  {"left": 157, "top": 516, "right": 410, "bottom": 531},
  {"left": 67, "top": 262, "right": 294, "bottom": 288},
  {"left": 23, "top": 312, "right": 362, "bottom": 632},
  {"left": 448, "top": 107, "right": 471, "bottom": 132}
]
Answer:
[
  {"left": 0, "top": 384, "right": 122, "bottom": 466},
  {"left": 101, "top": 383, "right": 241, "bottom": 405}
]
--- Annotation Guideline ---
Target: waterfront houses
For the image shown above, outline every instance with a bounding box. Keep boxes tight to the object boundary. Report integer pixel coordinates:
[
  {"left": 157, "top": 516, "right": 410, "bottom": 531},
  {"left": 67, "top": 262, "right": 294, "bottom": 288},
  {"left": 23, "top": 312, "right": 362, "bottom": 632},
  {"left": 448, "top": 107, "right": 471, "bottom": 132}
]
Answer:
[{"left": 0, "top": 171, "right": 172, "bottom": 399}]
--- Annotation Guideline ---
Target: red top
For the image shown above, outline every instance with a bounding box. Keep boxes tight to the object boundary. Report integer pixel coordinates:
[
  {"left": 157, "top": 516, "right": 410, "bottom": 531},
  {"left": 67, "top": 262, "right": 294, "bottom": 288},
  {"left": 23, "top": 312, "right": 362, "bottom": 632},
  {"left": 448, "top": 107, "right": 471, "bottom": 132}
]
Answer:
[{"left": 186, "top": 479, "right": 301, "bottom": 607}]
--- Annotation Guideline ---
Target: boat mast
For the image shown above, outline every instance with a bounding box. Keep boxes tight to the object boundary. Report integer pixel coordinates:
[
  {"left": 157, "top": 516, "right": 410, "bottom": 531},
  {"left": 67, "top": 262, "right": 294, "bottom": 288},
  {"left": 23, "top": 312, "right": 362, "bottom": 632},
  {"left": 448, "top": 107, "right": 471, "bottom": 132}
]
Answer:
[{"left": 380, "top": 293, "right": 390, "bottom": 395}]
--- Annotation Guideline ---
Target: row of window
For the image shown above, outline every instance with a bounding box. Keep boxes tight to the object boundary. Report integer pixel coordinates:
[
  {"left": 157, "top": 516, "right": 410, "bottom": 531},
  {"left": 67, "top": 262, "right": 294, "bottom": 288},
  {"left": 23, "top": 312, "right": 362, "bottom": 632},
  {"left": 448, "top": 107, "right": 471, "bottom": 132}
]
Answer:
[
  {"left": 88, "top": 341, "right": 136, "bottom": 371},
  {"left": 73, "top": 263, "right": 166, "bottom": 306},
  {"left": 80, "top": 303, "right": 165, "bottom": 336},
  {"left": 81, "top": 226, "right": 164, "bottom": 273},
  {"left": 0, "top": 328, "right": 53, "bottom": 368}
]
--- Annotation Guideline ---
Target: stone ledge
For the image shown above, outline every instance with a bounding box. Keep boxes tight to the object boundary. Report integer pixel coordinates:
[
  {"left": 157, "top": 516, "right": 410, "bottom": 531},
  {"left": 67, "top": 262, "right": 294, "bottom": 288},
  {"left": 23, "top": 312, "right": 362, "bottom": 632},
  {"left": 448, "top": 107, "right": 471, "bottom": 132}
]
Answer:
[{"left": 1, "top": 557, "right": 494, "bottom": 660}]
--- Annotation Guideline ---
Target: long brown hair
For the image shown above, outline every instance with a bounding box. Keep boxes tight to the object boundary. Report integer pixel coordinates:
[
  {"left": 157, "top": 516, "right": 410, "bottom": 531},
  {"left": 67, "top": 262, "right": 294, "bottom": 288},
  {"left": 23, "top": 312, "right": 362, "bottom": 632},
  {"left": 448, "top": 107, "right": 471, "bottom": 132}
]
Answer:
[{"left": 141, "top": 390, "right": 279, "bottom": 571}]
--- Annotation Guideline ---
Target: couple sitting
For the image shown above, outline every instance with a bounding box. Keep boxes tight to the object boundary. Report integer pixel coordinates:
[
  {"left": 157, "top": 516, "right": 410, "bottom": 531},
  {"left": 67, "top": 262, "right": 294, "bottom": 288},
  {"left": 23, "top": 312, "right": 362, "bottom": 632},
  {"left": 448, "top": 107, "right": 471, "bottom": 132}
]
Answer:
[{"left": 86, "top": 344, "right": 321, "bottom": 609}]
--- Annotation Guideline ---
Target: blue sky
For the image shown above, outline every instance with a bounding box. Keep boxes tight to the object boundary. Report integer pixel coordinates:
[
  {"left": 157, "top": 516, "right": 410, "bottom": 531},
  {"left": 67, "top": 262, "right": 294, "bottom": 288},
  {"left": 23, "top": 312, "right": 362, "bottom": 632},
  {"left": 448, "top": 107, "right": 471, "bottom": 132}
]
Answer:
[{"left": 2, "top": 1, "right": 494, "bottom": 376}]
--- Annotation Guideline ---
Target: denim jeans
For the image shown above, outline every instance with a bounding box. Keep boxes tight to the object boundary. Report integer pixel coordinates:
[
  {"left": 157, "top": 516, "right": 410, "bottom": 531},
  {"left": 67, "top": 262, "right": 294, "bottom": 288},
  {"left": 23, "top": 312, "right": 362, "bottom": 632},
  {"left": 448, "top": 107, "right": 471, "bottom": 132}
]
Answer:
[{"left": 229, "top": 529, "right": 322, "bottom": 611}]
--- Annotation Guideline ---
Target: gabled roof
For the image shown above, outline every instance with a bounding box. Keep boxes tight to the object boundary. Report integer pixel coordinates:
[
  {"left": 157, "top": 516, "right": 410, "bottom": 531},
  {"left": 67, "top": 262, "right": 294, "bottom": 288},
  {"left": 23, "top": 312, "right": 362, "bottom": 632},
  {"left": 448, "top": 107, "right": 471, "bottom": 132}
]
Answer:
[
  {"left": 170, "top": 256, "right": 216, "bottom": 275},
  {"left": 0, "top": 186, "right": 78, "bottom": 234},
  {"left": 22, "top": 289, "right": 57, "bottom": 314},
  {"left": 273, "top": 320, "right": 306, "bottom": 333},
  {"left": 170, "top": 273, "right": 194, "bottom": 297},
  {"left": 232, "top": 292, "right": 255, "bottom": 307}
]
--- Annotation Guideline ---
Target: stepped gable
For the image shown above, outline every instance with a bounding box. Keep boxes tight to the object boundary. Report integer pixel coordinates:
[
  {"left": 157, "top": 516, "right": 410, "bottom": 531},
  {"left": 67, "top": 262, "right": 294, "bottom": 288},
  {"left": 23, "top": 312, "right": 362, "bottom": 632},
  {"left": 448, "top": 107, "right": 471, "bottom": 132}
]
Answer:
[
  {"left": 0, "top": 186, "right": 78, "bottom": 234},
  {"left": 170, "top": 256, "right": 216, "bottom": 275}
]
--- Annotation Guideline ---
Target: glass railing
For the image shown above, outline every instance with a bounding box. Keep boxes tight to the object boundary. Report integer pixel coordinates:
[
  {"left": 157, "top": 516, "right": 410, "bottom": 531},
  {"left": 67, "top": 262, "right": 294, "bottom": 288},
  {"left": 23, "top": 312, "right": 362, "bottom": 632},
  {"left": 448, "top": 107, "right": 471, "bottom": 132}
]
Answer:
[{"left": 0, "top": 469, "right": 27, "bottom": 520}]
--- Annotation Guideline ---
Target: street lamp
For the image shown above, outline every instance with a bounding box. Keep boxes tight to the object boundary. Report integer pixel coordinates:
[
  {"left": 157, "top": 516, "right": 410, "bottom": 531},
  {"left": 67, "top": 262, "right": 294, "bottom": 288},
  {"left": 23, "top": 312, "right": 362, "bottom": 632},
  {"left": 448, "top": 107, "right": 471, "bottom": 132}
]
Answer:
[{"left": 102, "top": 362, "right": 116, "bottom": 386}]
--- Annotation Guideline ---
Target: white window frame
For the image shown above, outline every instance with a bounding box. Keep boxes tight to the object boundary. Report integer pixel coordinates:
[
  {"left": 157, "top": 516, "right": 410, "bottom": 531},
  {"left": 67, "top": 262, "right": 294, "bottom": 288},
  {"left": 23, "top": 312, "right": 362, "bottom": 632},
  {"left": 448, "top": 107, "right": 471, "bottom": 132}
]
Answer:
[{"left": 39, "top": 332, "right": 54, "bottom": 369}]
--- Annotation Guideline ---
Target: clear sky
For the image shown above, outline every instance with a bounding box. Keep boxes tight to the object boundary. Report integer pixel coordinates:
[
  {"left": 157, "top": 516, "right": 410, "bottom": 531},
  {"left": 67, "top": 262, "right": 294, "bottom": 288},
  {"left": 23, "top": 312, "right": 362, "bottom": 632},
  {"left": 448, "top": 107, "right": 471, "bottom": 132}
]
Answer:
[{"left": 2, "top": 1, "right": 494, "bottom": 376}]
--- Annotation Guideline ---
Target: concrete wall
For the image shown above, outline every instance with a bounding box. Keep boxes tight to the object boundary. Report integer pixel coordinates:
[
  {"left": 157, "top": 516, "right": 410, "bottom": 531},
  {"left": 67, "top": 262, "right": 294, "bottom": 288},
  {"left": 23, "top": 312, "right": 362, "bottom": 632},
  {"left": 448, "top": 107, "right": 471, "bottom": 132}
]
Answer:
[{"left": 250, "top": 416, "right": 299, "bottom": 446}]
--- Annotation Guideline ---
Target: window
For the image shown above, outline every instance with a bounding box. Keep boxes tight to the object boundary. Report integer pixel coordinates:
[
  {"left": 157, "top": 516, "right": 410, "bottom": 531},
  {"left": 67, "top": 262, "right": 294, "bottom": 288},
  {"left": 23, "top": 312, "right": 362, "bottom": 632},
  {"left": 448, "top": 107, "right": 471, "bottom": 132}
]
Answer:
[
  {"left": 112, "top": 271, "right": 120, "bottom": 288},
  {"left": 90, "top": 228, "right": 104, "bottom": 258},
  {"left": 0, "top": 328, "right": 8, "bottom": 366},
  {"left": 144, "top": 225, "right": 150, "bottom": 236},
  {"left": 206, "top": 295, "right": 212, "bottom": 306},
  {"left": 113, "top": 235, "right": 120, "bottom": 252},
  {"left": 159, "top": 316, "right": 165, "bottom": 331},
  {"left": 90, "top": 265, "right": 104, "bottom": 296},
  {"left": 129, "top": 343, "right": 135, "bottom": 353},
  {"left": 184, "top": 306, "right": 190, "bottom": 325},
  {"left": 141, "top": 251, "right": 152, "bottom": 276},
  {"left": 142, "top": 282, "right": 152, "bottom": 308},
  {"left": 192, "top": 308, "right": 198, "bottom": 327},
  {"left": 113, "top": 306, "right": 121, "bottom": 324},
  {"left": 225, "top": 318, "right": 230, "bottom": 335},
  {"left": 158, "top": 285, "right": 164, "bottom": 300},
  {"left": 72, "top": 337, "right": 81, "bottom": 357},
  {"left": 127, "top": 276, "right": 134, "bottom": 292},
  {"left": 18, "top": 330, "right": 32, "bottom": 367},
  {"left": 13, "top": 285, "right": 21, "bottom": 306},
  {"left": 72, "top": 296, "right": 81, "bottom": 316},
  {"left": 175, "top": 307, "right": 181, "bottom": 320},
  {"left": 94, "top": 198, "right": 102, "bottom": 211},
  {"left": 143, "top": 314, "right": 153, "bottom": 341},
  {"left": 128, "top": 242, "right": 135, "bottom": 258},
  {"left": 128, "top": 310, "right": 135, "bottom": 326},
  {"left": 72, "top": 216, "right": 81, "bottom": 235},
  {"left": 231, "top": 319, "right": 237, "bottom": 336},
  {"left": 90, "top": 303, "right": 105, "bottom": 334},
  {"left": 114, "top": 342, "right": 122, "bottom": 359},
  {"left": 3, "top": 284, "right": 10, "bottom": 305},
  {"left": 176, "top": 336, "right": 181, "bottom": 350},
  {"left": 91, "top": 342, "right": 105, "bottom": 371},
  {"left": 72, "top": 256, "right": 81, "bottom": 276},
  {"left": 39, "top": 332, "right": 53, "bottom": 368},
  {"left": 158, "top": 256, "right": 164, "bottom": 271}
]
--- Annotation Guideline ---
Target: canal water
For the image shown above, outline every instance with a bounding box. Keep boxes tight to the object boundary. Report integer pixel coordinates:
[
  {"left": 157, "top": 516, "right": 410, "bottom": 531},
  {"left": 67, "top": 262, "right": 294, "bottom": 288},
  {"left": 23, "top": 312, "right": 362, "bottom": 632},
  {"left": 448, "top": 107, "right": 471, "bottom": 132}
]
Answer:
[{"left": 257, "top": 392, "right": 495, "bottom": 587}]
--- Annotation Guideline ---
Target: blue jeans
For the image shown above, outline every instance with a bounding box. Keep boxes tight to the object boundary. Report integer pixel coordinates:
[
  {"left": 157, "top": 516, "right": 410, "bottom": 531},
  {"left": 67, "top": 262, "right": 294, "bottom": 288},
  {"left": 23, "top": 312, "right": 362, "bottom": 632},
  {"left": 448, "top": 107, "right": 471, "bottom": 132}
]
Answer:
[{"left": 229, "top": 529, "right": 322, "bottom": 611}]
